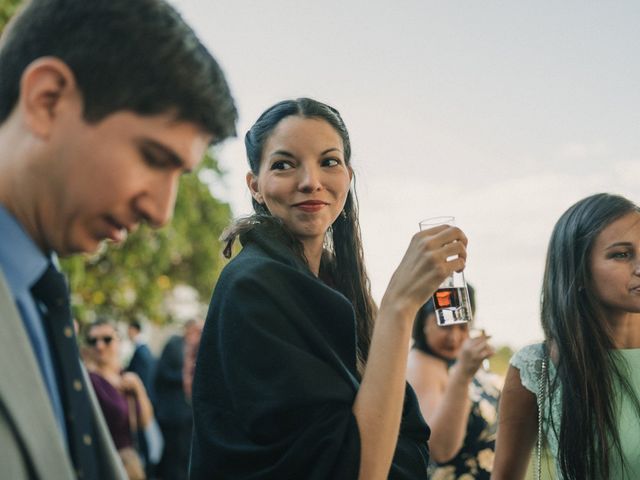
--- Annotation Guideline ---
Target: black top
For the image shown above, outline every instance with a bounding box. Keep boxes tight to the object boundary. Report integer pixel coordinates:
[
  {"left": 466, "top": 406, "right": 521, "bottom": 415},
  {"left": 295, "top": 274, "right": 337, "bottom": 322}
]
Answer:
[
  {"left": 190, "top": 225, "right": 430, "bottom": 479},
  {"left": 126, "top": 343, "right": 156, "bottom": 401}
]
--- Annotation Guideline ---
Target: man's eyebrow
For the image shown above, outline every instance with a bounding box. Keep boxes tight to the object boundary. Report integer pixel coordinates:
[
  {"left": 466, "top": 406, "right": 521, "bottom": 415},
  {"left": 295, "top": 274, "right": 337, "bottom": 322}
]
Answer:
[{"left": 139, "top": 139, "right": 190, "bottom": 172}]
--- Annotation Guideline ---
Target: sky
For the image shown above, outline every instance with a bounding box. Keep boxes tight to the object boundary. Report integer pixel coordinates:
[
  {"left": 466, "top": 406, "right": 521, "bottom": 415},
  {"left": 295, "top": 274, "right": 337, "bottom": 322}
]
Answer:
[{"left": 171, "top": 0, "right": 639, "bottom": 349}]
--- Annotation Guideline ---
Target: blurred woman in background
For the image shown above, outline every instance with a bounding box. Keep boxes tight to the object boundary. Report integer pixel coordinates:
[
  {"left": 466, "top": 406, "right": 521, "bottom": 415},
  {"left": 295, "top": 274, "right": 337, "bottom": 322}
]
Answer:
[
  {"left": 86, "top": 318, "right": 154, "bottom": 480},
  {"left": 407, "top": 285, "right": 500, "bottom": 479}
]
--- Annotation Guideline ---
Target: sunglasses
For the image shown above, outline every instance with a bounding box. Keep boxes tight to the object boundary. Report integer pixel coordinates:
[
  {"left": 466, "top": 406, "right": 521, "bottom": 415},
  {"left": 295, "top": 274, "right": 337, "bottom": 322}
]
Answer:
[{"left": 87, "top": 335, "right": 114, "bottom": 347}]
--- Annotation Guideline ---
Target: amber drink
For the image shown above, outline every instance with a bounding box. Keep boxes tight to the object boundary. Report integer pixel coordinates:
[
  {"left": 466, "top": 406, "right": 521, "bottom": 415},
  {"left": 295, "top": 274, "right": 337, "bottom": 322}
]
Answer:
[{"left": 419, "top": 216, "right": 472, "bottom": 326}]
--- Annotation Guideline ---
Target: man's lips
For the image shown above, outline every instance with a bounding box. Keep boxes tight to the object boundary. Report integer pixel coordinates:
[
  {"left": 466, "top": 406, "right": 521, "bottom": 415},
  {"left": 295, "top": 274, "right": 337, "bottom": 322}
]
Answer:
[{"left": 104, "top": 216, "right": 133, "bottom": 242}]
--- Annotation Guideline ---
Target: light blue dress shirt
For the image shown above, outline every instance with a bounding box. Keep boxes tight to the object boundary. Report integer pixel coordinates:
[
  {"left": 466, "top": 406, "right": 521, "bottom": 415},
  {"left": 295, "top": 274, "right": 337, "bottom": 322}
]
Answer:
[{"left": 0, "top": 205, "right": 68, "bottom": 443}]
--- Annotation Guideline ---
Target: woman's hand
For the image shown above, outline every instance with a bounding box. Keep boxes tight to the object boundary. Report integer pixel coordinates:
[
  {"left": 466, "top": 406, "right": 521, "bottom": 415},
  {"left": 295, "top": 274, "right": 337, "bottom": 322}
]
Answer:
[
  {"left": 120, "top": 371, "right": 154, "bottom": 428},
  {"left": 381, "top": 225, "right": 468, "bottom": 316},
  {"left": 454, "top": 333, "right": 495, "bottom": 379},
  {"left": 120, "top": 371, "right": 144, "bottom": 395}
]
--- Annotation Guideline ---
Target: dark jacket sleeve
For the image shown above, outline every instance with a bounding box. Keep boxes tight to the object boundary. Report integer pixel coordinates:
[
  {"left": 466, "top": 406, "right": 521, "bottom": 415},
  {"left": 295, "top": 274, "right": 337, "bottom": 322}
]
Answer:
[
  {"left": 126, "top": 344, "right": 156, "bottom": 398},
  {"left": 154, "top": 336, "right": 191, "bottom": 424},
  {"left": 190, "top": 254, "right": 362, "bottom": 479}
]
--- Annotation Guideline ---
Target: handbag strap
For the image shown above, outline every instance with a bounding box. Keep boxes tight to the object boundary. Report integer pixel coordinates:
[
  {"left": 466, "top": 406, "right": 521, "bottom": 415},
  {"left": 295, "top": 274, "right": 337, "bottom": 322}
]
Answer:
[
  {"left": 536, "top": 352, "right": 548, "bottom": 480},
  {"left": 127, "top": 394, "right": 140, "bottom": 451}
]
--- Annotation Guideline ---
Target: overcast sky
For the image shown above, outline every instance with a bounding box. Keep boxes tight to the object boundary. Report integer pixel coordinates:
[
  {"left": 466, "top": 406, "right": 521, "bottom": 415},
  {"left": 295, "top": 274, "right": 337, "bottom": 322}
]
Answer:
[{"left": 171, "top": 0, "right": 639, "bottom": 349}]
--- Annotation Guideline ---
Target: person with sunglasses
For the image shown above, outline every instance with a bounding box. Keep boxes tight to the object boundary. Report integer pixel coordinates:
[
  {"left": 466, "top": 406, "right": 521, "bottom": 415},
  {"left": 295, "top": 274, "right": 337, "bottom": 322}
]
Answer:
[{"left": 85, "top": 318, "right": 154, "bottom": 480}]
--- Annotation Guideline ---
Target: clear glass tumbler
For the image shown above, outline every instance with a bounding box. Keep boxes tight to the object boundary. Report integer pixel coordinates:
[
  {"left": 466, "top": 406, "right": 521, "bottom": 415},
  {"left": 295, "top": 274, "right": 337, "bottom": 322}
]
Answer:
[{"left": 419, "top": 216, "right": 472, "bottom": 326}]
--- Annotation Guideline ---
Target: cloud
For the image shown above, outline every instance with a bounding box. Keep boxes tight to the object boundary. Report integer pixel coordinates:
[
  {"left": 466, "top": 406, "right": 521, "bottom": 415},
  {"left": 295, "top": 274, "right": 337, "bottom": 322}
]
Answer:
[{"left": 556, "top": 141, "right": 607, "bottom": 160}]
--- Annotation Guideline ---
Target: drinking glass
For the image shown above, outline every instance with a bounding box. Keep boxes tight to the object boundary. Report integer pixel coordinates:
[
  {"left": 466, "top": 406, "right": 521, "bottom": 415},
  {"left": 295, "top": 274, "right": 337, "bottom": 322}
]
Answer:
[{"left": 419, "top": 216, "right": 473, "bottom": 326}]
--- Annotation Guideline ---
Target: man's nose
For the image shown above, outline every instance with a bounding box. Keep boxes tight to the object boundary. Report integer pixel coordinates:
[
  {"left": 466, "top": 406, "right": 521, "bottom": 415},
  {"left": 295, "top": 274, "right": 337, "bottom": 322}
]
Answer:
[{"left": 136, "top": 176, "right": 179, "bottom": 228}]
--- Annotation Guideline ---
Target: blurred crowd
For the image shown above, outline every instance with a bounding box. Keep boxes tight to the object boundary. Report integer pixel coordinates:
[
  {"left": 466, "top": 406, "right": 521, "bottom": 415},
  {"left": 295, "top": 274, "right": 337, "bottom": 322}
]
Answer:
[{"left": 81, "top": 318, "right": 203, "bottom": 480}]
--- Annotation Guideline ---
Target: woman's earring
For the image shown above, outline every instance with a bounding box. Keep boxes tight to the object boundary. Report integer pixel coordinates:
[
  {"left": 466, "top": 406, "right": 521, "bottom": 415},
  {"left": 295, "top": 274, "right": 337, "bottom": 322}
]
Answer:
[{"left": 340, "top": 210, "right": 347, "bottom": 219}]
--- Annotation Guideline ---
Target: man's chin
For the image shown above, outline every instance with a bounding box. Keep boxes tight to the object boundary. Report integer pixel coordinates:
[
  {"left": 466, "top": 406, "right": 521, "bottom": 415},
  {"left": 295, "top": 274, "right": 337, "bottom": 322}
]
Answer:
[
  {"left": 80, "top": 227, "right": 131, "bottom": 254},
  {"left": 59, "top": 236, "right": 107, "bottom": 257},
  {"left": 53, "top": 228, "right": 129, "bottom": 257}
]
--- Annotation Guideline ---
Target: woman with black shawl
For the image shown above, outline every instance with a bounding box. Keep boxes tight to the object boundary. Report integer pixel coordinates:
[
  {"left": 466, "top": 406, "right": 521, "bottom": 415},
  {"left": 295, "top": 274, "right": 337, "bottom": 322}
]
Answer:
[{"left": 190, "top": 98, "right": 469, "bottom": 479}]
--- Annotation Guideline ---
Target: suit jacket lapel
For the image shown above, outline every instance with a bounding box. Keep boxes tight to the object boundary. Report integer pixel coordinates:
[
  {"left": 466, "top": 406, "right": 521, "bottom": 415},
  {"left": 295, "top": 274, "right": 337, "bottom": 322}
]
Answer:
[{"left": 0, "top": 268, "right": 75, "bottom": 479}]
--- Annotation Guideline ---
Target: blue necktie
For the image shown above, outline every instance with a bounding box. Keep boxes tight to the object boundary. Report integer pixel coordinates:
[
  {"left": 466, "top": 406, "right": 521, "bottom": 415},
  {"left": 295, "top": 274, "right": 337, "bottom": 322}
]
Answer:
[{"left": 31, "top": 263, "right": 100, "bottom": 480}]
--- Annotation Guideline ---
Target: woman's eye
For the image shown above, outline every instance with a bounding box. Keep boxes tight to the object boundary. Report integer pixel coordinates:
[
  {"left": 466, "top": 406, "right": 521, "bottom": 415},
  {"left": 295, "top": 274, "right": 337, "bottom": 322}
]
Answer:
[
  {"left": 323, "top": 158, "right": 340, "bottom": 167},
  {"left": 271, "top": 160, "right": 292, "bottom": 171}
]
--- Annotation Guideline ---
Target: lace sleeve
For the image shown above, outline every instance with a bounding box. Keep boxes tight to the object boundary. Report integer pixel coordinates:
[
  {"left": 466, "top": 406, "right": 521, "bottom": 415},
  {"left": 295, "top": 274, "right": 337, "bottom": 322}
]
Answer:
[{"left": 510, "top": 343, "right": 544, "bottom": 394}]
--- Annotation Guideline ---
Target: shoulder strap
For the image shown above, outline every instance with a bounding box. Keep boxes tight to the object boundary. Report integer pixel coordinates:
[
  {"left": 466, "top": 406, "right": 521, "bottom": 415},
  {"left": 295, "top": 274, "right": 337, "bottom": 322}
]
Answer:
[
  {"left": 127, "top": 394, "right": 139, "bottom": 451},
  {"left": 536, "top": 351, "right": 548, "bottom": 480}
]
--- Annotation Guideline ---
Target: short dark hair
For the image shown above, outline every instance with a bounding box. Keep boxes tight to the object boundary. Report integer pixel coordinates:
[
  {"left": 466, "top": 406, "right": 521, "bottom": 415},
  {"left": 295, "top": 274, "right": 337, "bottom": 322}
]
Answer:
[
  {"left": 128, "top": 320, "right": 142, "bottom": 332},
  {"left": 0, "top": 0, "right": 237, "bottom": 141}
]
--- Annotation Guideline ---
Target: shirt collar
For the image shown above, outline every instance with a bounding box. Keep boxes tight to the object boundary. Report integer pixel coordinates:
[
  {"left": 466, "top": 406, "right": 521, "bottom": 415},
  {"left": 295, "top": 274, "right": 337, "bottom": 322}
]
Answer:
[{"left": 0, "top": 205, "right": 50, "bottom": 293}]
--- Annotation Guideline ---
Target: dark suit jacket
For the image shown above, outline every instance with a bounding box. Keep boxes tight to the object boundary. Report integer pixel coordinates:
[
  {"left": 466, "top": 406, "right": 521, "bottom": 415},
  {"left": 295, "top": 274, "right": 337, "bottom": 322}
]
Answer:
[
  {"left": 0, "top": 268, "right": 126, "bottom": 479},
  {"left": 189, "top": 224, "right": 430, "bottom": 479},
  {"left": 154, "top": 335, "right": 191, "bottom": 425},
  {"left": 127, "top": 342, "right": 156, "bottom": 400}
]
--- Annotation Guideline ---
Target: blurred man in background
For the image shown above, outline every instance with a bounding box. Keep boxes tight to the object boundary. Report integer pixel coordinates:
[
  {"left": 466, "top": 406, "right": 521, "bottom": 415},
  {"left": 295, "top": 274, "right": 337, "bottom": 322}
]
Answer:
[{"left": 154, "top": 319, "right": 203, "bottom": 480}]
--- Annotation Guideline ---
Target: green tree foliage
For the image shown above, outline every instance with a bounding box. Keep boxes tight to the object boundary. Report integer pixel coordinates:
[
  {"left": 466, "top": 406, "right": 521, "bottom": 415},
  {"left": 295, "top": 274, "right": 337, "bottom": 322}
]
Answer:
[
  {"left": 489, "top": 344, "right": 514, "bottom": 378},
  {"left": 0, "top": 0, "right": 21, "bottom": 34},
  {"left": 1, "top": 0, "right": 233, "bottom": 325}
]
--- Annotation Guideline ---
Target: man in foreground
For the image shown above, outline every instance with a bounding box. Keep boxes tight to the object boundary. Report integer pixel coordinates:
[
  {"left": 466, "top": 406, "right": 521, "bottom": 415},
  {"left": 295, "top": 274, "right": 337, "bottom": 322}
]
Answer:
[{"left": 0, "top": 1, "right": 236, "bottom": 478}]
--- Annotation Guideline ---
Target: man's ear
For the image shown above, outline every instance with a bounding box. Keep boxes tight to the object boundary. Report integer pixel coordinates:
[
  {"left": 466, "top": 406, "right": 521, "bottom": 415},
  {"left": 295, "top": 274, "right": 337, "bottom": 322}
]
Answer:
[
  {"left": 246, "top": 171, "right": 263, "bottom": 204},
  {"left": 18, "top": 57, "right": 78, "bottom": 138}
]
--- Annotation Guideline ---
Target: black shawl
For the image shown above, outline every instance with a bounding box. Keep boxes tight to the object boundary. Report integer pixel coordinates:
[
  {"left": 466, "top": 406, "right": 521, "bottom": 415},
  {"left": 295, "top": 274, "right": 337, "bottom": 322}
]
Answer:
[{"left": 190, "top": 225, "right": 430, "bottom": 479}]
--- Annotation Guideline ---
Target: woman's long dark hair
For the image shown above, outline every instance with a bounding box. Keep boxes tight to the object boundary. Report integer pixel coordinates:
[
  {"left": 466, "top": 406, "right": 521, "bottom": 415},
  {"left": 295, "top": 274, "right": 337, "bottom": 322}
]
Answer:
[
  {"left": 222, "top": 98, "right": 376, "bottom": 368},
  {"left": 541, "top": 193, "right": 640, "bottom": 479}
]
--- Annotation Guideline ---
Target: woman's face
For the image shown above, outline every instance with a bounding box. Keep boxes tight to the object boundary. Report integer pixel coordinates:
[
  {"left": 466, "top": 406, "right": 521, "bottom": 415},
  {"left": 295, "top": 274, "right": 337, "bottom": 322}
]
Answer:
[
  {"left": 87, "top": 324, "right": 119, "bottom": 367},
  {"left": 247, "top": 116, "right": 352, "bottom": 248},
  {"left": 590, "top": 211, "right": 640, "bottom": 320},
  {"left": 424, "top": 313, "right": 469, "bottom": 361}
]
